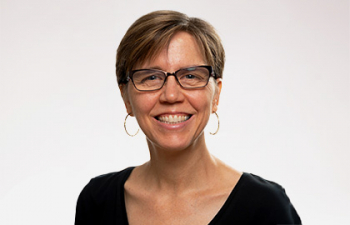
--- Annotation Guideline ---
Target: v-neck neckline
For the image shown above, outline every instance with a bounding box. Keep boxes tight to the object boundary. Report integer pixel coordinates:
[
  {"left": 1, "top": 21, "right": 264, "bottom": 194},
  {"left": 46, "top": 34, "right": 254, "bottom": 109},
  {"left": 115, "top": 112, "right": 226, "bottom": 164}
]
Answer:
[{"left": 120, "top": 167, "right": 247, "bottom": 224}]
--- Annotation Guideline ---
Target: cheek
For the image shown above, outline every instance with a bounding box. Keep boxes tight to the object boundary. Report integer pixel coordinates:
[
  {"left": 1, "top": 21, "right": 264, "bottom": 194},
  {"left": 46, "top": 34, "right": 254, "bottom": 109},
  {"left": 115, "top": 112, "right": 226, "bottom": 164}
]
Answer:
[
  {"left": 204, "top": 83, "right": 217, "bottom": 108},
  {"left": 188, "top": 89, "right": 215, "bottom": 113},
  {"left": 129, "top": 92, "right": 158, "bottom": 116}
]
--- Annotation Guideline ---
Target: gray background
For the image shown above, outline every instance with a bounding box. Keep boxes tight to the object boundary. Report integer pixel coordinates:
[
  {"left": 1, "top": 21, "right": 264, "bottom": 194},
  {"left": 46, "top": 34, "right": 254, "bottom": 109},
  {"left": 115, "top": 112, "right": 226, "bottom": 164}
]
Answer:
[{"left": 1, "top": 0, "right": 349, "bottom": 224}]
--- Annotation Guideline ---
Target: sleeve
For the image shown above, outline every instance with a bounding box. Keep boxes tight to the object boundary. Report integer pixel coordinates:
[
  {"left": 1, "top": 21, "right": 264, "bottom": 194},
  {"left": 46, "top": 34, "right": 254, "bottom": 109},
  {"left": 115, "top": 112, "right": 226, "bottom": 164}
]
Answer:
[
  {"left": 263, "top": 184, "right": 302, "bottom": 224},
  {"left": 74, "top": 180, "right": 101, "bottom": 225},
  {"left": 247, "top": 174, "right": 302, "bottom": 224}
]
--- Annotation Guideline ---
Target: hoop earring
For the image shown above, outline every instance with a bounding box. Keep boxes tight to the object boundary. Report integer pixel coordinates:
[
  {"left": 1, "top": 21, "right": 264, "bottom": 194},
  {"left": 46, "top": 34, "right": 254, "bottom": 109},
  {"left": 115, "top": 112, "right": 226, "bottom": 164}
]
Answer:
[
  {"left": 124, "top": 113, "right": 139, "bottom": 137},
  {"left": 210, "top": 112, "right": 220, "bottom": 135}
]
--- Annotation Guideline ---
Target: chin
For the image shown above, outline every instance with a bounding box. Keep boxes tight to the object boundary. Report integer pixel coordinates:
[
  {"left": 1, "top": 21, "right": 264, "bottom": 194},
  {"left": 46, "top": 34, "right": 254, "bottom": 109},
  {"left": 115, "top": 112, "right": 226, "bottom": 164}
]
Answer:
[
  {"left": 147, "top": 133, "right": 203, "bottom": 153},
  {"left": 148, "top": 139, "right": 188, "bottom": 151}
]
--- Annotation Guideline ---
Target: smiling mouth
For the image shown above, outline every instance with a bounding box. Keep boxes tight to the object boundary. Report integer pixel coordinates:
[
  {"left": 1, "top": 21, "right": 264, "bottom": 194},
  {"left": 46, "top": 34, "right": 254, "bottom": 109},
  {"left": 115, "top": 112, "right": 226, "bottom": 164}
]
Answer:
[{"left": 156, "top": 114, "right": 192, "bottom": 124}]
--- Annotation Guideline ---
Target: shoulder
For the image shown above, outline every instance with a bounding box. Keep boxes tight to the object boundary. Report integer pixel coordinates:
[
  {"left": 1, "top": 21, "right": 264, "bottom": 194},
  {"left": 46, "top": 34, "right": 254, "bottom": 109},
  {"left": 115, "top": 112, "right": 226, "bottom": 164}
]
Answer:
[
  {"left": 86, "top": 167, "right": 135, "bottom": 193},
  {"left": 233, "top": 173, "right": 301, "bottom": 224},
  {"left": 75, "top": 167, "right": 134, "bottom": 224},
  {"left": 240, "top": 173, "right": 288, "bottom": 200},
  {"left": 78, "top": 167, "right": 135, "bottom": 204}
]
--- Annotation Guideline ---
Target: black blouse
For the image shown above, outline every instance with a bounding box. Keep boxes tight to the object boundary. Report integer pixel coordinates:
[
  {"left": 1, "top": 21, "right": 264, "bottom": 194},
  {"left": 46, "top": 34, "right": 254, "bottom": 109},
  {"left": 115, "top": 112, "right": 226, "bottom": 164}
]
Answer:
[{"left": 75, "top": 167, "right": 301, "bottom": 224}]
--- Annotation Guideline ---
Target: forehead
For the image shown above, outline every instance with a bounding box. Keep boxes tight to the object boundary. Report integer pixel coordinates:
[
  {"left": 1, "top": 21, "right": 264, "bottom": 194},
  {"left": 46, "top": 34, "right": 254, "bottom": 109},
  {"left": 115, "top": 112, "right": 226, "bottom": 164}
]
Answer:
[
  {"left": 140, "top": 32, "right": 206, "bottom": 70},
  {"left": 137, "top": 31, "right": 207, "bottom": 70}
]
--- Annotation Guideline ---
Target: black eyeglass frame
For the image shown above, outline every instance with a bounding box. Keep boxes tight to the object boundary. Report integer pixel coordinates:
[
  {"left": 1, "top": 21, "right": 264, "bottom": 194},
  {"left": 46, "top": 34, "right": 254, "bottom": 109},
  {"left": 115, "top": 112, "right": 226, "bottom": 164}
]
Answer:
[{"left": 124, "top": 65, "right": 216, "bottom": 91}]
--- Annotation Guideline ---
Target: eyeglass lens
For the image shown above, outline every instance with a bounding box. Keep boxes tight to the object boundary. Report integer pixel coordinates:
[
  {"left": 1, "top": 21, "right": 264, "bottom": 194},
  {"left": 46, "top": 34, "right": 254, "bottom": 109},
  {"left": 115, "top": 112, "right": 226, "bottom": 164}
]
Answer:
[{"left": 131, "top": 66, "right": 211, "bottom": 91}]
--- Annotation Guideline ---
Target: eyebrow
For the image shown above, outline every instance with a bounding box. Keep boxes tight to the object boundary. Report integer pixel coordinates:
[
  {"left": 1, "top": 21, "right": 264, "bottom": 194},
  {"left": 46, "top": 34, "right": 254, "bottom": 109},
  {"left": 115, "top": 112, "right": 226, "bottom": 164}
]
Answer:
[
  {"left": 145, "top": 66, "right": 163, "bottom": 70},
  {"left": 139, "top": 65, "right": 205, "bottom": 72}
]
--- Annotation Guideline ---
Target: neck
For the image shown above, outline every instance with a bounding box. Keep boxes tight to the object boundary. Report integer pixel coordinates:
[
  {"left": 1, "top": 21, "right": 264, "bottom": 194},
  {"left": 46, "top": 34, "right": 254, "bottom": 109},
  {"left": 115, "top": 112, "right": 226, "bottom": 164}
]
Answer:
[{"left": 143, "top": 134, "right": 218, "bottom": 193}]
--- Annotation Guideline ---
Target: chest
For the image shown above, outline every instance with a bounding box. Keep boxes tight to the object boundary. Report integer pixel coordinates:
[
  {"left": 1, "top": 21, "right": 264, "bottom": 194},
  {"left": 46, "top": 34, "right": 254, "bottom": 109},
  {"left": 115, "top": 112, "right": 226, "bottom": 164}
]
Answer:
[{"left": 124, "top": 190, "right": 230, "bottom": 225}]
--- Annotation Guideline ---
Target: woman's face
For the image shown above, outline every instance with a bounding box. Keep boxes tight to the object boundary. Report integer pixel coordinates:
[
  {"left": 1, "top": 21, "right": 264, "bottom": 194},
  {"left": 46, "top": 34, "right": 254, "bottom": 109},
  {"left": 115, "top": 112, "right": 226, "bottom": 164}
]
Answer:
[{"left": 121, "top": 31, "right": 222, "bottom": 151}]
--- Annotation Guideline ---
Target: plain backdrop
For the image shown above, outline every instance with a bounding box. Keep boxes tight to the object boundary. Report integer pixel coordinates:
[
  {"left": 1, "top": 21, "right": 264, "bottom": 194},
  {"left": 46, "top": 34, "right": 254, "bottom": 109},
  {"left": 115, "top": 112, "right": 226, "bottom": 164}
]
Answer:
[{"left": 1, "top": 0, "right": 349, "bottom": 224}]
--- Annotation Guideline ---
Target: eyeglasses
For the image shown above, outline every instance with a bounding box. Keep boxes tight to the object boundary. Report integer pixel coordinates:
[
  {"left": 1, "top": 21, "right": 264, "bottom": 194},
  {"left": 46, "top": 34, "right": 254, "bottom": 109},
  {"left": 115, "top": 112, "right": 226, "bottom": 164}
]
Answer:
[{"left": 125, "top": 65, "right": 216, "bottom": 91}]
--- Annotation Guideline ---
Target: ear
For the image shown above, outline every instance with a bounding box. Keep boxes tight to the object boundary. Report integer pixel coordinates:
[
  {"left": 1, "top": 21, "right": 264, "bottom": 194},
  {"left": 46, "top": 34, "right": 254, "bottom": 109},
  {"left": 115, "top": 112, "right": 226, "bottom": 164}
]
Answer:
[
  {"left": 119, "top": 84, "right": 134, "bottom": 116},
  {"left": 212, "top": 78, "right": 222, "bottom": 113}
]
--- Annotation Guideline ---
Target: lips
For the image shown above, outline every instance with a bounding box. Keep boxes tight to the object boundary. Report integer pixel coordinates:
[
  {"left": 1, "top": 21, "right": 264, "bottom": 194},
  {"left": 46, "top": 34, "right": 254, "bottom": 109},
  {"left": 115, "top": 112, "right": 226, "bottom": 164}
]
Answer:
[{"left": 156, "top": 114, "right": 192, "bottom": 124}]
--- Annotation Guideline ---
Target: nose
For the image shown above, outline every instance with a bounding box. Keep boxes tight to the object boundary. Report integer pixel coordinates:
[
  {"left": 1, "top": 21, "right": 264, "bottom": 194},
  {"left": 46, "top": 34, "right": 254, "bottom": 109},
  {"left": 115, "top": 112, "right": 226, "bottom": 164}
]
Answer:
[{"left": 159, "top": 75, "right": 184, "bottom": 104}]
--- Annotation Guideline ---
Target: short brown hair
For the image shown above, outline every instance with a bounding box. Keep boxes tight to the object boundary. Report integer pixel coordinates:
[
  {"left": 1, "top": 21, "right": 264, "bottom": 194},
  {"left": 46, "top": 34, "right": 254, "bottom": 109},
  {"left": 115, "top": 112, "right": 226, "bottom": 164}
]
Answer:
[{"left": 116, "top": 10, "right": 225, "bottom": 85}]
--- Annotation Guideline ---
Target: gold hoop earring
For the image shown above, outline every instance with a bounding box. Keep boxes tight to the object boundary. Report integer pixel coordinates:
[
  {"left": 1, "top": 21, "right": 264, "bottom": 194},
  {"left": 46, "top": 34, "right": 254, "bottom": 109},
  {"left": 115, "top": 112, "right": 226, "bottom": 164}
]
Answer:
[
  {"left": 124, "top": 113, "right": 139, "bottom": 137},
  {"left": 210, "top": 112, "right": 220, "bottom": 135}
]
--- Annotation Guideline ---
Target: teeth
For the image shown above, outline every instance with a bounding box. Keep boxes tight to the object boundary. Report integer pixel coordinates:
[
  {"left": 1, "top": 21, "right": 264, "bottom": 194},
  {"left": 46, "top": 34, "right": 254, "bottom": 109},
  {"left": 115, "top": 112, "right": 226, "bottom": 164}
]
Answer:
[{"left": 157, "top": 115, "right": 190, "bottom": 124}]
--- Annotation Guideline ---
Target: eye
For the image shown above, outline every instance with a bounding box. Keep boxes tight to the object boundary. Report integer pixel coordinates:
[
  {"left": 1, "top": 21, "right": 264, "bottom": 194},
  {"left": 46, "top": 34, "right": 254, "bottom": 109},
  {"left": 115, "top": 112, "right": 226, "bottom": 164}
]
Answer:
[
  {"left": 145, "top": 75, "right": 159, "bottom": 80},
  {"left": 185, "top": 74, "right": 197, "bottom": 79},
  {"left": 140, "top": 74, "right": 164, "bottom": 83}
]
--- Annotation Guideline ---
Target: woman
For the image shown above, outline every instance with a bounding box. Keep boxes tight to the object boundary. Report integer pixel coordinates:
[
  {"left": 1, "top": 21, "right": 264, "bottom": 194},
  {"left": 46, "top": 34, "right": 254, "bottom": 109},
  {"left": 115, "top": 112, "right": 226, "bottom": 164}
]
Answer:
[{"left": 75, "top": 10, "right": 301, "bottom": 224}]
